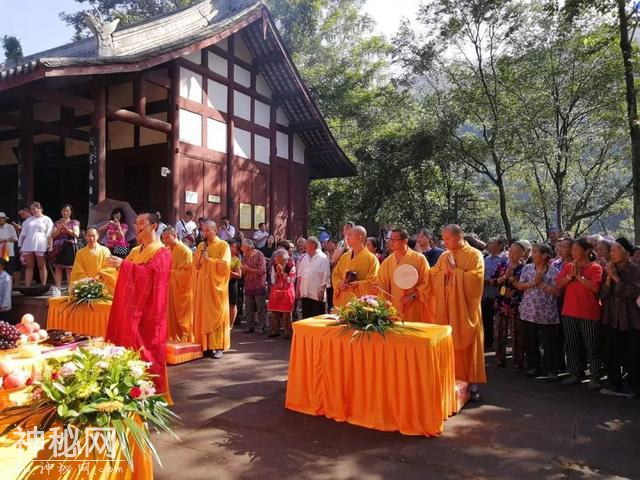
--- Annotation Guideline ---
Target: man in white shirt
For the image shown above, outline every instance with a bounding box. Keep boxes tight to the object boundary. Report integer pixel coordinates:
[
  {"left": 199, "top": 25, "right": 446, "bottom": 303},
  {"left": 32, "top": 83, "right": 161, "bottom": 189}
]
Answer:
[
  {"left": 0, "top": 213, "right": 18, "bottom": 274},
  {"left": 253, "top": 223, "right": 269, "bottom": 249},
  {"left": 0, "top": 259, "right": 12, "bottom": 316},
  {"left": 175, "top": 210, "right": 197, "bottom": 241},
  {"left": 218, "top": 216, "right": 236, "bottom": 241},
  {"left": 297, "top": 236, "right": 331, "bottom": 318}
]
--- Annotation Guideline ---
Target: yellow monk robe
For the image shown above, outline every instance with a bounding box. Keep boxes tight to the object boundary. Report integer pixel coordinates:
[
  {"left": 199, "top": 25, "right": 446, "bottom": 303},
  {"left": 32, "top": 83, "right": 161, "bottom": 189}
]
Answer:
[
  {"left": 69, "top": 244, "right": 118, "bottom": 293},
  {"left": 193, "top": 237, "right": 231, "bottom": 351},
  {"left": 332, "top": 248, "right": 380, "bottom": 308},
  {"left": 376, "top": 249, "right": 433, "bottom": 323},
  {"left": 430, "top": 242, "right": 486, "bottom": 384},
  {"left": 167, "top": 240, "right": 194, "bottom": 341}
]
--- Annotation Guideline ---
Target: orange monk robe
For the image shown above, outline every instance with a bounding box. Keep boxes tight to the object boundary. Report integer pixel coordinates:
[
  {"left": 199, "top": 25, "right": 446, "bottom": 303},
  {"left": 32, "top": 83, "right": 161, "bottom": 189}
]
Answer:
[
  {"left": 376, "top": 249, "right": 433, "bottom": 323},
  {"left": 193, "top": 237, "right": 231, "bottom": 351},
  {"left": 332, "top": 248, "right": 379, "bottom": 308},
  {"left": 167, "top": 240, "right": 194, "bottom": 341},
  {"left": 69, "top": 244, "right": 118, "bottom": 293},
  {"left": 430, "top": 242, "right": 486, "bottom": 384}
]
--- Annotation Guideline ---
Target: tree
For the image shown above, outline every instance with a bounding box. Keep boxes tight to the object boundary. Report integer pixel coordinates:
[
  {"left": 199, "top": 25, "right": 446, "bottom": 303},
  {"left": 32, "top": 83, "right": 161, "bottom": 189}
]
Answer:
[
  {"left": 60, "top": 0, "right": 196, "bottom": 39},
  {"left": 507, "top": 5, "right": 631, "bottom": 235},
  {"left": 2, "top": 35, "right": 23, "bottom": 63},
  {"left": 396, "top": 0, "right": 526, "bottom": 241},
  {"left": 563, "top": 0, "right": 640, "bottom": 242}
]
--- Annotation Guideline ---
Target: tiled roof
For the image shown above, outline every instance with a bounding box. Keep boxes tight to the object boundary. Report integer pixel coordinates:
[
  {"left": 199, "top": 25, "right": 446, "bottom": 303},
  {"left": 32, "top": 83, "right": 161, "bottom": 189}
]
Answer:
[{"left": 0, "top": 0, "right": 261, "bottom": 80}]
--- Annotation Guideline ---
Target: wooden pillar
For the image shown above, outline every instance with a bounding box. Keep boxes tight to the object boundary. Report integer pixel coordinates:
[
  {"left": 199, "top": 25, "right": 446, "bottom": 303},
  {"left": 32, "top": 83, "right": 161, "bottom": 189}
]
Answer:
[
  {"left": 90, "top": 85, "right": 107, "bottom": 206},
  {"left": 169, "top": 62, "right": 181, "bottom": 224},
  {"left": 269, "top": 102, "right": 277, "bottom": 233},
  {"left": 18, "top": 98, "right": 34, "bottom": 206},
  {"left": 287, "top": 132, "right": 294, "bottom": 239},
  {"left": 133, "top": 75, "right": 146, "bottom": 148},
  {"left": 303, "top": 151, "right": 309, "bottom": 237},
  {"left": 226, "top": 36, "right": 236, "bottom": 222}
]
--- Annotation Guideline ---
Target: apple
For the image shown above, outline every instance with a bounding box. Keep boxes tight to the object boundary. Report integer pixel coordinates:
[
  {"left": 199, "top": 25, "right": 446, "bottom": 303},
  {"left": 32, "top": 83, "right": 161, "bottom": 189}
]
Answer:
[
  {"left": 0, "top": 359, "right": 16, "bottom": 376},
  {"left": 16, "top": 334, "right": 28, "bottom": 345},
  {"left": 4, "top": 371, "right": 29, "bottom": 389},
  {"left": 16, "top": 324, "right": 27, "bottom": 333},
  {"left": 31, "top": 323, "right": 41, "bottom": 333},
  {"left": 27, "top": 333, "right": 39, "bottom": 342},
  {"left": 21, "top": 323, "right": 35, "bottom": 334},
  {"left": 37, "top": 330, "right": 48, "bottom": 341},
  {"left": 21, "top": 314, "right": 35, "bottom": 324}
]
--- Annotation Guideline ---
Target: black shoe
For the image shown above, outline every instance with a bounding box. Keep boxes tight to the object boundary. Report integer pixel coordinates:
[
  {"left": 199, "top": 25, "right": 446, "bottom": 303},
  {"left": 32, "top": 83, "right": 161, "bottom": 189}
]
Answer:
[
  {"left": 283, "top": 333, "right": 292, "bottom": 340},
  {"left": 469, "top": 390, "right": 481, "bottom": 402},
  {"left": 269, "top": 332, "right": 280, "bottom": 338},
  {"left": 243, "top": 329, "right": 255, "bottom": 334},
  {"left": 525, "top": 368, "right": 539, "bottom": 378}
]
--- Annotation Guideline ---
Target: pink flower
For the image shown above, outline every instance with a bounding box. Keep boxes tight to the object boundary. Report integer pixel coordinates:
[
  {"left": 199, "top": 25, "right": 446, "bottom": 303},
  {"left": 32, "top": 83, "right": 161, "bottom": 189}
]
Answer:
[
  {"left": 59, "top": 362, "right": 78, "bottom": 377},
  {"left": 51, "top": 372, "right": 60, "bottom": 381},
  {"left": 139, "top": 381, "right": 156, "bottom": 399},
  {"left": 129, "top": 387, "right": 142, "bottom": 399}
]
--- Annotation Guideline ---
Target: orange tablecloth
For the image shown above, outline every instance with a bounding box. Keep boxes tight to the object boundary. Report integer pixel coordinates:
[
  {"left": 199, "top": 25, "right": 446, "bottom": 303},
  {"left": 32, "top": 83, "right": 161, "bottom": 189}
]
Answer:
[
  {"left": 47, "top": 297, "right": 111, "bottom": 337},
  {"left": 285, "top": 316, "right": 458, "bottom": 437},
  {"left": 0, "top": 410, "right": 152, "bottom": 479}
]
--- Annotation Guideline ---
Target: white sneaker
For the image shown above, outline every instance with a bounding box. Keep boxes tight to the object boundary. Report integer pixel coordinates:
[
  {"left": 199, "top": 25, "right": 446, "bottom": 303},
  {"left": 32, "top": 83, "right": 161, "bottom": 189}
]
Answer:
[
  {"left": 50, "top": 286, "right": 61, "bottom": 298},
  {"left": 212, "top": 350, "right": 223, "bottom": 359}
]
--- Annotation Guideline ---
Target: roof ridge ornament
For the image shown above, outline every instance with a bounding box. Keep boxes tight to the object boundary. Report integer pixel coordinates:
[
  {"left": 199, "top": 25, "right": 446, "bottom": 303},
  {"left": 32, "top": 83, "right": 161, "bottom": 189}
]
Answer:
[{"left": 84, "top": 13, "right": 120, "bottom": 57}]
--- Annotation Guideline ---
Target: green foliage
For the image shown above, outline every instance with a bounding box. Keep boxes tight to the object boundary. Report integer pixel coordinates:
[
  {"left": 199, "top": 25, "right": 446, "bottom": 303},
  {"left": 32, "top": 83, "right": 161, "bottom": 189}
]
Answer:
[
  {"left": 1, "top": 35, "right": 23, "bottom": 63},
  {"left": 61, "top": 0, "right": 197, "bottom": 40}
]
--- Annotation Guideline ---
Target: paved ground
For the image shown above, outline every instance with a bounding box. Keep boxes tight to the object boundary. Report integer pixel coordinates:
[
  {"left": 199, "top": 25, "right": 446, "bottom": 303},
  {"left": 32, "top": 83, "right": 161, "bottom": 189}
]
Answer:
[{"left": 154, "top": 332, "right": 640, "bottom": 480}]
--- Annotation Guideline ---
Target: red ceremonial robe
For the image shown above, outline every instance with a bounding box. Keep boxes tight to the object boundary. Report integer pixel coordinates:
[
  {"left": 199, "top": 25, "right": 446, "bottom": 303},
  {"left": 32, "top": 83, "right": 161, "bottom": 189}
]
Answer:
[{"left": 106, "top": 241, "right": 171, "bottom": 394}]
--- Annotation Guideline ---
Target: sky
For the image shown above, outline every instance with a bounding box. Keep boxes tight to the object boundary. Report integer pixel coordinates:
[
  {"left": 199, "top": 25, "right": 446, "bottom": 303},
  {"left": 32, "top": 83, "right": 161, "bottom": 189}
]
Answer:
[{"left": 0, "top": 0, "right": 421, "bottom": 62}]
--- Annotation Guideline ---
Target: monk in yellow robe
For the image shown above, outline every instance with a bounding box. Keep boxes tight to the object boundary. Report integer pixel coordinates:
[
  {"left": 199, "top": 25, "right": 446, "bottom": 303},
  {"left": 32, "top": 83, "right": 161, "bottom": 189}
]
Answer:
[
  {"left": 375, "top": 228, "right": 433, "bottom": 323},
  {"left": 106, "top": 213, "right": 171, "bottom": 398},
  {"left": 332, "top": 226, "right": 379, "bottom": 308},
  {"left": 161, "top": 226, "right": 194, "bottom": 341},
  {"left": 193, "top": 220, "right": 231, "bottom": 359},
  {"left": 431, "top": 224, "right": 486, "bottom": 399},
  {"left": 70, "top": 227, "right": 117, "bottom": 293}
]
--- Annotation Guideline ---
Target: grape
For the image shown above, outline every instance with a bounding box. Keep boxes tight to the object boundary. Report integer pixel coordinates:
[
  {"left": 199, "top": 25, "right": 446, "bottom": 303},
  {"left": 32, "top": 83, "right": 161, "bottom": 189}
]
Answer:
[{"left": 0, "top": 321, "right": 20, "bottom": 349}]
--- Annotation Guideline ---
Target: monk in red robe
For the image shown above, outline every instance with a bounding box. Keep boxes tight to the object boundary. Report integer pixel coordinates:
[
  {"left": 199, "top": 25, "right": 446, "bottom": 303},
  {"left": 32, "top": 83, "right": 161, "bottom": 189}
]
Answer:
[{"left": 106, "top": 212, "right": 171, "bottom": 395}]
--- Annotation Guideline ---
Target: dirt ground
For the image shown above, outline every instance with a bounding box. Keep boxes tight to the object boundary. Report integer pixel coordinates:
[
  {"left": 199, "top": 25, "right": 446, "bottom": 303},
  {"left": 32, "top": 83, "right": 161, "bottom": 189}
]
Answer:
[{"left": 154, "top": 332, "right": 640, "bottom": 480}]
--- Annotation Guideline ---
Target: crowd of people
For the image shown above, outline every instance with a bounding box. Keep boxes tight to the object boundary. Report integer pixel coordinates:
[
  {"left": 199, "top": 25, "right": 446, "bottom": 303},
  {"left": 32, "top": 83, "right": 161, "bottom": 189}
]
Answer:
[{"left": 1, "top": 201, "right": 639, "bottom": 400}]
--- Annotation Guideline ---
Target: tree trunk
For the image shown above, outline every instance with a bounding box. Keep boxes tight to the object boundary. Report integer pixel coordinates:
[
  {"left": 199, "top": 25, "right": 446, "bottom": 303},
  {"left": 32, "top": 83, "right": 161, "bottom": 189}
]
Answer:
[
  {"left": 617, "top": 0, "right": 640, "bottom": 243},
  {"left": 496, "top": 177, "right": 512, "bottom": 242}
]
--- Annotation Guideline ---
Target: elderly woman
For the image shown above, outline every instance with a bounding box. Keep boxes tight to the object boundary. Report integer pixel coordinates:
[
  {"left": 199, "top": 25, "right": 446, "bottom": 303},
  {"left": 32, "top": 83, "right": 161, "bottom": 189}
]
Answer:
[
  {"left": 267, "top": 248, "right": 296, "bottom": 338},
  {"left": 600, "top": 238, "right": 640, "bottom": 395},
  {"left": 515, "top": 244, "right": 561, "bottom": 379},
  {"left": 50, "top": 204, "right": 80, "bottom": 291},
  {"left": 556, "top": 238, "right": 604, "bottom": 389},
  {"left": 595, "top": 239, "right": 613, "bottom": 272},
  {"left": 18, "top": 202, "right": 53, "bottom": 287}
]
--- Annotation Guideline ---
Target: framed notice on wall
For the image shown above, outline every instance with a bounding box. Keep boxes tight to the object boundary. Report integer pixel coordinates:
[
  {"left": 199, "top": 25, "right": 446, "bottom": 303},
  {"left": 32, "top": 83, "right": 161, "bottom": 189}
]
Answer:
[
  {"left": 185, "top": 191, "right": 198, "bottom": 204},
  {"left": 239, "top": 203, "right": 252, "bottom": 230},
  {"left": 254, "top": 205, "right": 265, "bottom": 227}
]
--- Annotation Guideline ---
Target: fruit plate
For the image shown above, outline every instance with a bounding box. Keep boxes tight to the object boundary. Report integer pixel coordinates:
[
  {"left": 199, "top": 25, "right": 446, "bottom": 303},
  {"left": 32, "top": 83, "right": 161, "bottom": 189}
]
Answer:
[{"left": 0, "top": 385, "right": 29, "bottom": 409}]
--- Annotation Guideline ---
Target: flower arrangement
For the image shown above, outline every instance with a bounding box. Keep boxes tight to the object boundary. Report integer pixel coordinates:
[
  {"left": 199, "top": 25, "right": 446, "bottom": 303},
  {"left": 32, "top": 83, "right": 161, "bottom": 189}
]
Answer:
[
  {"left": 64, "top": 278, "right": 112, "bottom": 312},
  {"left": 0, "top": 345, "right": 178, "bottom": 468},
  {"left": 334, "top": 295, "right": 412, "bottom": 341}
]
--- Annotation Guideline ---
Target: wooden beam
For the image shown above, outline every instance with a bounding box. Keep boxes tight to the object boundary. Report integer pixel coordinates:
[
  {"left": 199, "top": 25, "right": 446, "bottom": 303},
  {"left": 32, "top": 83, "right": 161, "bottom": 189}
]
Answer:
[
  {"left": 269, "top": 99, "right": 277, "bottom": 232},
  {"left": 0, "top": 112, "right": 90, "bottom": 141},
  {"left": 289, "top": 119, "right": 322, "bottom": 132},
  {"left": 226, "top": 36, "right": 236, "bottom": 221},
  {"left": 169, "top": 62, "right": 181, "bottom": 224},
  {"left": 133, "top": 75, "right": 146, "bottom": 117},
  {"left": 106, "top": 106, "right": 171, "bottom": 133},
  {"left": 19, "top": 99, "right": 34, "bottom": 206},
  {"left": 306, "top": 145, "right": 337, "bottom": 156},
  {"left": 30, "top": 87, "right": 94, "bottom": 113}
]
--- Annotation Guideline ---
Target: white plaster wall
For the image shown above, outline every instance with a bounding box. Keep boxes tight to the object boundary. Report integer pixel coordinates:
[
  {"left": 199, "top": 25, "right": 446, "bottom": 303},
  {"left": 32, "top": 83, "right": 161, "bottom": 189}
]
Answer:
[
  {"left": 276, "top": 131, "right": 289, "bottom": 158},
  {"left": 179, "top": 109, "right": 202, "bottom": 146},
  {"left": 206, "top": 79, "right": 227, "bottom": 112},
  {"left": 108, "top": 82, "right": 133, "bottom": 108},
  {"left": 33, "top": 103, "right": 60, "bottom": 122},
  {"left": 179, "top": 67, "right": 203, "bottom": 103},
  {"left": 207, "top": 118, "right": 227, "bottom": 153},
  {"left": 140, "top": 113, "right": 168, "bottom": 146},
  {"left": 276, "top": 108, "right": 289, "bottom": 126},
  {"left": 216, "top": 37, "right": 228, "bottom": 51},
  {"left": 255, "top": 135, "right": 270, "bottom": 164},
  {"left": 256, "top": 74, "right": 271, "bottom": 98},
  {"left": 182, "top": 51, "right": 201, "bottom": 65},
  {"left": 208, "top": 52, "right": 228, "bottom": 77},
  {"left": 293, "top": 134, "right": 305, "bottom": 164},
  {"left": 0, "top": 139, "right": 18, "bottom": 165},
  {"left": 108, "top": 121, "right": 134, "bottom": 150},
  {"left": 234, "top": 91, "right": 251, "bottom": 121},
  {"left": 255, "top": 100, "right": 270, "bottom": 128},
  {"left": 234, "top": 65, "right": 251, "bottom": 88},
  {"left": 234, "top": 36, "right": 253, "bottom": 63},
  {"left": 234, "top": 128, "right": 251, "bottom": 159},
  {"left": 65, "top": 127, "right": 90, "bottom": 157}
]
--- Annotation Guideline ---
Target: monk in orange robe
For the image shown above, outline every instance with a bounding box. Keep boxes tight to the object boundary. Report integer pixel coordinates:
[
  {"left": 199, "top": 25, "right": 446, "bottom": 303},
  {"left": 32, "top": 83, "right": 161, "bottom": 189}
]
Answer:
[
  {"left": 430, "top": 224, "right": 486, "bottom": 400},
  {"left": 193, "top": 220, "right": 231, "bottom": 359},
  {"left": 69, "top": 227, "right": 118, "bottom": 294},
  {"left": 374, "top": 228, "right": 433, "bottom": 322},
  {"left": 161, "top": 226, "right": 194, "bottom": 341},
  {"left": 332, "top": 226, "right": 379, "bottom": 308},
  {"left": 105, "top": 213, "right": 171, "bottom": 395}
]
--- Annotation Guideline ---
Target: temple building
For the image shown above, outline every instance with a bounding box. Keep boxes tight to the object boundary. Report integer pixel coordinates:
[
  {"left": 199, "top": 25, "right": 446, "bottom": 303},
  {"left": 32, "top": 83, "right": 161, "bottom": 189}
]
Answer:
[{"left": 0, "top": 0, "right": 354, "bottom": 238}]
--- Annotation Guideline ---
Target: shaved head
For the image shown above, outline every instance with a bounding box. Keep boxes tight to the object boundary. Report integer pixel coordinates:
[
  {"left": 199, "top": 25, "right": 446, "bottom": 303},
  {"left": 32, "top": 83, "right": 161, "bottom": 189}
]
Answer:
[
  {"left": 443, "top": 224, "right": 464, "bottom": 237},
  {"left": 442, "top": 224, "right": 465, "bottom": 251}
]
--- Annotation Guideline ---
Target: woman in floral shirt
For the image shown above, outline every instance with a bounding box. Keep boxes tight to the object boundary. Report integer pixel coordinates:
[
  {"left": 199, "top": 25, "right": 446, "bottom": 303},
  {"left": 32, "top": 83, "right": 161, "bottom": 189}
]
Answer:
[
  {"left": 267, "top": 248, "right": 296, "bottom": 339},
  {"left": 492, "top": 241, "right": 526, "bottom": 368},
  {"left": 515, "top": 244, "right": 561, "bottom": 379}
]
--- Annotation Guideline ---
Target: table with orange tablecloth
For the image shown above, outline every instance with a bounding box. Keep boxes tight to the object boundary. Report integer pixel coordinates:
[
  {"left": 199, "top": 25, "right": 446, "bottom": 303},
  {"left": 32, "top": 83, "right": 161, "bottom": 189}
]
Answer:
[
  {"left": 285, "top": 316, "right": 458, "bottom": 437},
  {"left": 47, "top": 297, "right": 111, "bottom": 337}
]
